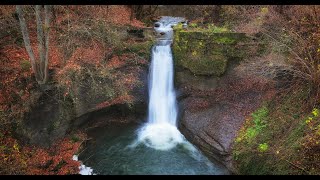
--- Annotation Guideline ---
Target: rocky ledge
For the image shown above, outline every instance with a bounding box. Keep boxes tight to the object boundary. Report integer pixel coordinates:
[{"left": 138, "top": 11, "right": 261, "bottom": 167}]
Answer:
[
  {"left": 176, "top": 61, "right": 275, "bottom": 173},
  {"left": 173, "top": 25, "right": 273, "bottom": 172}
]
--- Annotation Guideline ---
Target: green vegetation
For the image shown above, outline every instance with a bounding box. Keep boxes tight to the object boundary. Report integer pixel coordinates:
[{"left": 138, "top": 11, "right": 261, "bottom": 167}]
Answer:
[
  {"left": 233, "top": 87, "right": 320, "bottom": 175},
  {"left": 174, "top": 23, "right": 231, "bottom": 33},
  {"left": 175, "top": 53, "right": 228, "bottom": 76},
  {"left": 235, "top": 106, "right": 268, "bottom": 144},
  {"left": 116, "top": 40, "right": 154, "bottom": 58},
  {"left": 258, "top": 143, "right": 269, "bottom": 152},
  {"left": 1, "top": 5, "right": 319, "bottom": 175},
  {"left": 20, "top": 59, "right": 31, "bottom": 71}
]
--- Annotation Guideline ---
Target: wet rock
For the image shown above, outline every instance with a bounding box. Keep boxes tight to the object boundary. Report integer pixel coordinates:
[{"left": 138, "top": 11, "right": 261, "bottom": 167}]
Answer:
[
  {"left": 176, "top": 60, "right": 275, "bottom": 173},
  {"left": 179, "top": 98, "right": 248, "bottom": 172}
]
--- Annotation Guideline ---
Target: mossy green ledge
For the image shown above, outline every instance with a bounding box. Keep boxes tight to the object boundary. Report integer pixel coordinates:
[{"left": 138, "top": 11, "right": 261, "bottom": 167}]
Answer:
[{"left": 173, "top": 28, "right": 249, "bottom": 76}]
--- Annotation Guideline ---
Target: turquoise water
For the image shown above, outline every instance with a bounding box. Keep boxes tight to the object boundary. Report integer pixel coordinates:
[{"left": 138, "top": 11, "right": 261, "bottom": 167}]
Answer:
[{"left": 78, "top": 123, "right": 229, "bottom": 175}]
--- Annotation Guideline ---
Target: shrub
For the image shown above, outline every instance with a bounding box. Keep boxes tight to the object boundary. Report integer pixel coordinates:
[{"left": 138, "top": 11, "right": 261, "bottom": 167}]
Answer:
[
  {"left": 20, "top": 59, "right": 31, "bottom": 71},
  {"left": 236, "top": 106, "right": 268, "bottom": 143}
]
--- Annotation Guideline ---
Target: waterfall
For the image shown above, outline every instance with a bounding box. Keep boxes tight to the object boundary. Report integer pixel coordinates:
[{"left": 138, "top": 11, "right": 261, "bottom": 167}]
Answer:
[
  {"left": 77, "top": 16, "right": 228, "bottom": 175},
  {"left": 135, "top": 17, "right": 186, "bottom": 151},
  {"left": 148, "top": 45, "right": 177, "bottom": 125}
]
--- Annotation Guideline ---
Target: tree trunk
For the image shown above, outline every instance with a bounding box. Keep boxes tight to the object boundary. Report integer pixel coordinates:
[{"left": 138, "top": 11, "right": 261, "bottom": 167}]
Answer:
[
  {"left": 16, "top": 5, "right": 51, "bottom": 85},
  {"left": 16, "top": 5, "right": 40, "bottom": 81},
  {"left": 35, "top": 5, "right": 45, "bottom": 80},
  {"left": 43, "top": 5, "right": 51, "bottom": 84}
]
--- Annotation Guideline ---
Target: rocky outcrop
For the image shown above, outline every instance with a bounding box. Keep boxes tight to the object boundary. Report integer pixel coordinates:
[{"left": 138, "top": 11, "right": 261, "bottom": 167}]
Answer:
[
  {"left": 19, "top": 64, "right": 149, "bottom": 147},
  {"left": 18, "top": 31, "right": 153, "bottom": 147},
  {"left": 176, "top": 59, "right": 274, "bottom": 173},
  {"left": 173, "top": 27, "right": 258, "bottom": 77},
  {"left": 18, "top": 89, "right": 75, "bottom": 147},
  {"left": 173, "top": 29, "right": 270, "bottom": 172},
  {"left": 172, "top": 24, "right": 271, "bottom": 172},
  {"left": 18, "top": 60, "right": 149, "bottom": 147}
]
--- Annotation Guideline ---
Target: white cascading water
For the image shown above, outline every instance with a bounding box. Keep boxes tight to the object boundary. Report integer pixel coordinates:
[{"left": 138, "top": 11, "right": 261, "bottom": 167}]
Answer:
[
  {"left": 137, "top": 45, "right": 184, "bottom": 150},
  {"left": 135, "top": 18, "right": 186, "bottom": 151},
  {"left": 148, "top": 45, "right": 177, "bottom": 125}
]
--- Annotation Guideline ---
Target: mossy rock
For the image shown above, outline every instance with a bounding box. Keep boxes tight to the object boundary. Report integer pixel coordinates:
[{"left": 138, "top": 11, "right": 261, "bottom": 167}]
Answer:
[
  {"left": 174, "top": 30, "right": 244, "bottom": 76},
  {"left": 174, "top": 51, "right": 227, "bottom": 76},
  {"left": 126, "top": 40, "right": 154, "bottom": 57},
  {"left": 114, "top": 40, "right": 154, "bottom": 58},
  {"left": 177, "top": 31, "right": 247, "bottom": 45}
]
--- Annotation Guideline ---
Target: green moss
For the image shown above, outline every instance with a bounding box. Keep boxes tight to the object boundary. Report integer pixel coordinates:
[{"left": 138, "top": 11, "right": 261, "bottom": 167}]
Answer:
[
  {"left": 246, "top": 127, "right": 258, "bottom": 140},
  {"left": 178, "top": 23, "right": 230, "bottom": 33},
  {"left": 71, "top": 134, "right": 80, "bottom": 143},
  {"left": 20, "top": 59, "right": 31, "bottom": 71},
  {"left": 173, "top": 26, "right": 251, "bottom": 76},
  {"left": 214, "top": 37, "right": 236, "bottom": 44},
  {"left": 126, "top": 40, "right": 153, "bottom": 57},
  {"left": 114, "top": 40, "right": 153, "bottom": 58},
  {"left": 173, "top": 31, "right": 229, "bottom": 76},
  {"left": 178, "top": 54, "right": 227, "bottom": 76},
  {"left": 189, "top": 23, "right": 198, "bottom": 28},
  {"left": 173, "top": 23, "right": 183, "bottom": 30}
]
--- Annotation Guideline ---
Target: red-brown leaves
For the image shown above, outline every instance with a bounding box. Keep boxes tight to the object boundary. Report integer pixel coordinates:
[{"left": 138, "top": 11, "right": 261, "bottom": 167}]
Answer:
[
  {"left": 94, "top": 6, "right": 145, "bottom": 28},
  {"left": 107, "top": 55, "right": 127, "bottom": 69},
  {"left": 1, "top": 5, "right": 147, "bottom": 174},
  {"left": 54, "top": 6, "right": 145, "bottom": 28},
  {"left": 95, "top": 95, "right": 133, "bottom": 110},
  {"left": 68, "top": 41, "right": 105, "bottom": 66},
  {"left": 0, "top": 45, "right": 33, "bottom": 115},
  {"left": 0, "top": 131, "right": 86, "bottom": 175}
]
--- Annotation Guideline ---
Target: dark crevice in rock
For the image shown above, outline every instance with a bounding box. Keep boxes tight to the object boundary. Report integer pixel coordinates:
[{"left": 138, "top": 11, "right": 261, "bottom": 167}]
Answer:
[{"left": 203, "top": 130, "right": 227, "bottom": 153}]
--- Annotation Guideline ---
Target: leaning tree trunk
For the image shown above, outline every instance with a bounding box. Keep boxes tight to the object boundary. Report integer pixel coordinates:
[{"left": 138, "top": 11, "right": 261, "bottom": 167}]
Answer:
[
  {"left": 16, "top": 5, "right": 51, "bottom": 85},
  {"left": 43, "top": 5, "right": 51, "bottom": 84},
  {"left": 16, "top": 5, "right": 40, "bottom": 81},
  {"left": 35, "top": 5, "right": 46, "bottom": 81}
]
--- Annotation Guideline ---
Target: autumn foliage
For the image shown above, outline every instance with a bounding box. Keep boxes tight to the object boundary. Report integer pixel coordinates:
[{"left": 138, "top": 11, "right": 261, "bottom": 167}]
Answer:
[
  {"left": 2, "top": 4, "right": 319, "bottom": 175},
  {"left": 0, "top": 5, "right": 147, "bottom": 175},
  {"left": 0, "top": 130, "right": 86, "bottom": 175},
  {"left": 1, "top": 5, "right": 146, "bottom": 122}
]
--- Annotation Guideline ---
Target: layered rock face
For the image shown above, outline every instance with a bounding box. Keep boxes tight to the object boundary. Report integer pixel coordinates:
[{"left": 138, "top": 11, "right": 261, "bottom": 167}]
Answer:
[{"left": 173, "top": 26, "right": 271, "bottom": 172}]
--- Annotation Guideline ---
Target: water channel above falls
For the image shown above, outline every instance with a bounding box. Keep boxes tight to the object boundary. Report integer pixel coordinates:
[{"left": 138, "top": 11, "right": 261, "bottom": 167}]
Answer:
[
  {"left": 77, "top": 16, "right": 230, "bottom": 175},
  {"left": 78, "top": 122, "right": 229, "bottom": 175}
]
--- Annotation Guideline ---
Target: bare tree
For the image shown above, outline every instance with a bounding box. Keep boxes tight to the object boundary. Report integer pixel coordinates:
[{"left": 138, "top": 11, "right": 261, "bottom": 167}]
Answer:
[
  {"left": 129, "top": 5, "right": 159, "bottom": 21},
  {"left": 16, "top": 5, "right": 51, "bottom": 85}
]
